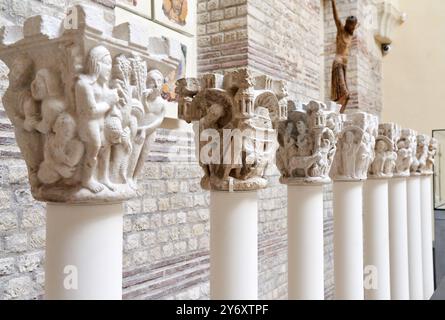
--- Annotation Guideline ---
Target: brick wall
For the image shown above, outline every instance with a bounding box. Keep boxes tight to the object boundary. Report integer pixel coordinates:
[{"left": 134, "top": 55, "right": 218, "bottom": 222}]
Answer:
[
  {"left": 198, "top": 0, "right": 336, "bottom": 299},
  {"left": 0, "top": 0, "right": 213, "bottom": 300},
  {"left": 0, "top": 0, "right": 384, "bottom": 300}
]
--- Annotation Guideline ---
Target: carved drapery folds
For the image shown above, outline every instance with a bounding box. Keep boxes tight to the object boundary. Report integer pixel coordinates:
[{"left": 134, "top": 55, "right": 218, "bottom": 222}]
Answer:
[
  {"left": 331, "top": 112, "right": 379, "bottom": 181},
  {"left": 368, "top": 123, "right": 400, "bottom": 179},
  {"left": 176, "top": 70, "right": 286, "bottom": 191},
  {"left": 0, "top": 5, "right": 178, "bottom": 203},
  {"left": 276, "top": 101, "right": 342, "bottom": 185}
]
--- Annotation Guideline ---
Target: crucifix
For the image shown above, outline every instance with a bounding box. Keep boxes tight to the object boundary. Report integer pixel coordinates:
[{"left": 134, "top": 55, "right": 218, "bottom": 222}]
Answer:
[{"left": 330, "top": 0, "right": 358, "bottom": 113}]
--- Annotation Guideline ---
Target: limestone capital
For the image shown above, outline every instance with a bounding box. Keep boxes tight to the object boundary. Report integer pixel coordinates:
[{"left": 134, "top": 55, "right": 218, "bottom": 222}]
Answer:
[
  {"left": 393, "top": 128, "right": 417, "bottom": 177},
  {"left": 176, "top": 70, "right": 287, "bottom": 191},
  {"left": 0, "top": 5, "right": 179, "bottom": 203},
  {"left": 414, "top": 134, "right": 438, "bottom": 176},
  {"left": 368, "top": 123, "right": 400, "bottom": 179},
  {"left": 276, "top": 100, "right": 342, "bottom": 185},
  {"left": 330, "top": 112, "right": 379, "bottom": 181}
]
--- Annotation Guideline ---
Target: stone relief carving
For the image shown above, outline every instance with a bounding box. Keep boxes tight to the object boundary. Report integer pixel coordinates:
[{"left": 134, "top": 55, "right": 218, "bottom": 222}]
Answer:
[
  {"left": 394, "top": 128, "right": 417, "bottom": 177},
  {"left": 176, "top": 69, "right": 286, "bottom": 191},
  {"left": 0, "top": 5, "right": 178, "bottom": 203},
  {"left": 414, "top": 134, "right": 438, "bottom": 176},
  {"left": 414, "top": 134, "right": 430, "bottom": 175},
  {"left": 368, "top": 123, "right": 400, "bottom": 179},
  {"left": 331, "top": 112, "right": 379, "bottom": 181},
  {"left": 276, "top": 100, "right": 342, "bottom": 185},
  {"left": 425, "top": 137, "right": 438, "bottom": 175}
]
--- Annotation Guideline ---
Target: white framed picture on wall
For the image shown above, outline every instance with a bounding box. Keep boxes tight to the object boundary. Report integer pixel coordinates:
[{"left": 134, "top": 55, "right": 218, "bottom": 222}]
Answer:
[
  {"left": 153, "top": 0, "right": 196, "bottom": 36},
  {"left": 116, "top": 0, "right": 151, "bottom": 19}
]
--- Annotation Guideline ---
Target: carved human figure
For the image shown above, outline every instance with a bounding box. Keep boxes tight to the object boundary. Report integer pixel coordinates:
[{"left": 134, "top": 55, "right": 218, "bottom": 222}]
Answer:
[
  {"left": 395, "top": 139, "right": 412, "bottom": 176},
  {"left": 237, "top": 106, "right": 273, "bottom": 180},
  {"left": 370, "top": 140, "right": 387, "bottom": 176},
  {"left": 30, "top": 68, "right": 66, "bottom": 134},
  {"left": 127, "top": 69, "right": 166, "bottom": 186},
  {"left": 330, "top": 0, "right": 358, "bottom": 113},
  {"left": 75, "top": 45, "right": 119, "bottom": 193},
  {"left": 276, "top": 121, "right": 297, "bottom": 177},
  {"left": 2, "top": 54, "right": 42, "bottom": 188},
  {"left": 110, "top": 54, "right": 141, "bottom": 183},
  {"left": 283, "top": 122, "right": 297, "bottom": 157},
  {"left": 204, "top": 103, "right": 227, "bottom": 181},
  {"left": 295, "top": 120, "right": 312, "bottom": 157},
  {"left": 426, "top": 138, "right": 438, "bottom": 173},
  {"left": 100, "top": 108, "right": 132, "bottom": 190},
  {"left": 416, "top": 135, "right": 430, "bottom": 173},
  {"left": 341, "top": 130, "right": 357, "bottom": 177},
  {"left": 37, "top": 113, "right": 84, "bottom": 184},
  {"left": 319, "top": 129, "right": 337, "bottom": 177},
  {"left": 356, "top": 132, "right": 374, "bottom": 178}
]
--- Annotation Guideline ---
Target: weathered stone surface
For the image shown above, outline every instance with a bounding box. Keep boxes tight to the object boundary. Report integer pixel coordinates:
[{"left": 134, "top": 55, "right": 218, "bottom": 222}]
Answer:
[
  {"left": 0, "top": 4, "right": 178, "bottom": 204},
  {"left": 395, "top": 128, "right": 417, "bottom": 177},
  {"left": 331, "top": 112, "right": 379, "bottom": 181},
  {"left": 368, "top": 123, "right": 400, "bottom": 179},
  {"left": 277, "top": 100, "right": 342, "bottom": 185},
  {"left": 177, "top": 69, "right": 285, "bottom": 191}
]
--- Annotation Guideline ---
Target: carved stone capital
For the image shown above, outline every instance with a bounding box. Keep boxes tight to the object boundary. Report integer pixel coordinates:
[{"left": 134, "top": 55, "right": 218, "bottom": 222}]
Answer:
[
  {"left": 276, "top": 100, "right": 342, "bottom": 185},
  {"left": 176, "top": 70, "right": 287, "bottom": 191},
  {"left": 0, "top": 5, "right": 179, "bottom": 203},
  {"left": 414, "top": 134, "right": 438, "bottom": 176},
  {"left": 330, "top": 112, "right": 379, "bottom": 181},
  {"left": 368, "top": 123, "right": 400, "bottom": 179},
  {"left": 393, "top": 128, "right": 417, "bottom": 177}
]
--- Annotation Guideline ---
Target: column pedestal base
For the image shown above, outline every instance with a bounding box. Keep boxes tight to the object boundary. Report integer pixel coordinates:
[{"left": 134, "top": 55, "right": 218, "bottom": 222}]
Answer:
[
  {"left": 388, "top": 178, "right": 410, "bottom": 300},
  {"left": 210, "top": 191, "right": 258, "bottom": 300},
  {"left": 45, "top": 202, "right": 123, "bottom": 300},
  {"left": 288, "top": 185, "right": 324, "bottom": 300},
  {"left": 407, "top": 176, "right": 424, "bottom": 300},
  {"left": 364, "top": 179, "right": 391, "bottom": 300},
  {"left": 333, "top": 181, "right": 364, "bottom": 300},
  {"left": 420, "top": 175, "right": 434, "bottom": 299}
]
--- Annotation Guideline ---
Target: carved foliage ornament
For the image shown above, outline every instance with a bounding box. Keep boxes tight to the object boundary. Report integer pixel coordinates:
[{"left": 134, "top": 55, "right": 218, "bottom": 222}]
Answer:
[
  {"left": 0, "top": 5, "right": 178, "bottom": 203},
  {"left": 276, "top": 101, "right": 342, "bottom": 185},
  {"left": 176, "top": 70, "right": 287, "bottom": 191}
]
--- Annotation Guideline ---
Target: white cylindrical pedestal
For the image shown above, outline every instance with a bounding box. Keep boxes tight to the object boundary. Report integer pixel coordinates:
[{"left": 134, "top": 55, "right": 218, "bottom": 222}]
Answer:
[
  {"left": 210, "top": 191, "right": 258, "bottom": 300},
  {"left": 420, "top": 175, "right": 435, "bottom": 299},
  {"left": 407, "top": 176, "right": 424, "bottom": 300},
  {"left": 334, "top": 181, "right": 364, "bottom": 300},
  {"left": 45, "top": 202, "right": 123, "bottom": 300},
  {"left": 363, "top": 179, "right": 391, "bottom": 300},
  {"left": 388, "top": 178, "right": 410, "bottom": 300},
  {"left": 288, "top": 185, "right": 324, "bottom": 300}
]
